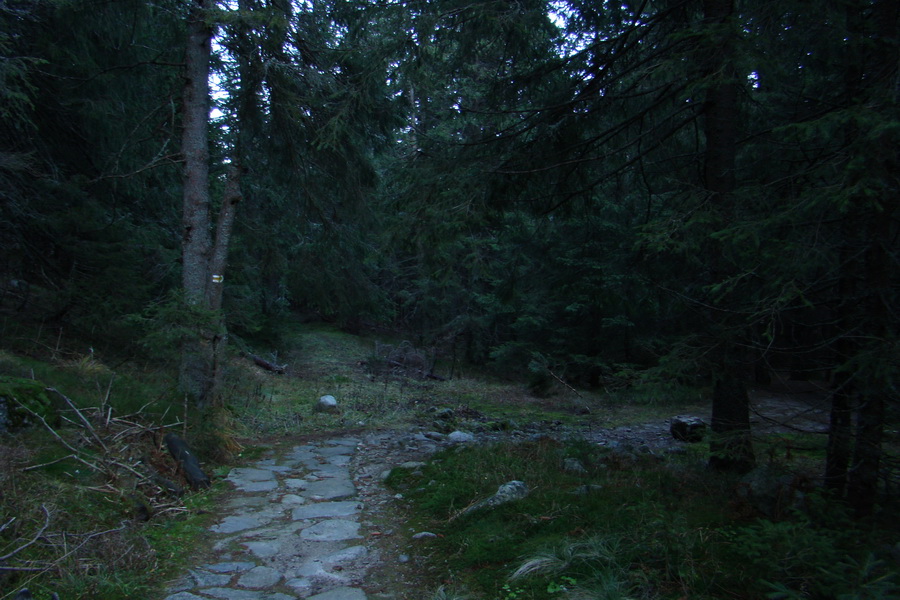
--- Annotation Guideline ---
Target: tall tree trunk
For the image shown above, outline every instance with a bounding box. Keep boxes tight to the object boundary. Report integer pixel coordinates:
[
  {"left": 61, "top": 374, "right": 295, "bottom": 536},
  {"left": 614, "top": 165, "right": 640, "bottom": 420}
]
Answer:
[
  {"left": 824, "top": 232, "right": 855, "bottom": 496},
  {"left": 179, "top": 0, "right": 242, "bottom": 408},
  {"left": 825, "top": 371, "right": 853, "bottom": 495},
  {"left": 847, "top": 206, "right": 892, "bottom": 516},
  {"left": 701, "top": 0, "right": 754, "bottom": 473},
  {"left": 831, "top": 0, "right": 897, "bottom": 516},
  {"left": 182, "top": 0, "right": 213, "bottom": 304},
  {"left": 179, "top": 0, "right": 215, "bottom": 407},
  {"left": 709, "top": 366, "right": 754, "bottom": 472}
]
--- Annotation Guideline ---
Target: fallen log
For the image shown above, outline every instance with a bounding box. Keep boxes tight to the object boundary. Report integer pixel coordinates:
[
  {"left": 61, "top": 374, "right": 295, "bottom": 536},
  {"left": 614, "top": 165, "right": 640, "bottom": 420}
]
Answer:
[
  {"left": 248, "top": 353, "right": 287, "bottom": 374},
  {"left": 164, "top": 433, "right": 210, "bottom": 490}
]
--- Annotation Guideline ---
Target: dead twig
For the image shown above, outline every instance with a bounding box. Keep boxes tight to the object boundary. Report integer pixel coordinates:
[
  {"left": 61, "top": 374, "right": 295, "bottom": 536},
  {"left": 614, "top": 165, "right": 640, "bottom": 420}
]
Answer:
[
  {"left": 0, "top": 505, "right": 51, "bottom": 562},
  {"left": 548, "top": 369, "right": 585, "bottom": 400},
  {"left": 11, "top": 398, "right": 106, "bottom": 475},
  {"left": 46, "top": 387, "right": 109, "bottom": 453},
  {"left": 22, "top": 454, "right": 78, "bottom": 472},
  {"left": 0, "top": 517, "right": 15, "bottom": 535}
]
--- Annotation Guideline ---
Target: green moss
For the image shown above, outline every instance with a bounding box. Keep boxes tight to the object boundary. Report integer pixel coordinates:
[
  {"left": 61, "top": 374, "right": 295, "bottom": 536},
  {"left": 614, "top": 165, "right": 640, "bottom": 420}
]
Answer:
[
  {"left": 0, "top": 375, "right": 59, "bottom": 429},
  {"left": 390, "top": 440, "right": 751, "bottom": 599}
]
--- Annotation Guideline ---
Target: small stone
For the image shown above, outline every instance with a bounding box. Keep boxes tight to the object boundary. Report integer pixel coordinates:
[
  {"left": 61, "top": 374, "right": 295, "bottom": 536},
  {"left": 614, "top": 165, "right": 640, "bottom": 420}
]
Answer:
[
  {"left": 307, "top": 587, "right": 368, "bottom": 600},
  {"left": 670, "top": 415, "right": 707, "bottom": 443},
  {"left": 490, "top": 480, "right": 529, "bottom": 504},
  {"left": 285, "top": 577, "right": 313, "bottom": 592},
  {"left": 399, "top": 461, "right": 426, "bottom": 470},
  {"left": 190, "top": 569, "right": 232, "bottom": 586},
  {"left": 238, "top": 565, "right": 282, "bottom": 589},
  {"left": 210, "top": 514, "right": 266, "bottom": 534},
  {"left": 412, "top": 531, "right": 437, "bottom": 539},
  {"left": 456, "top": 480, "right": 529, "bottom": 518},
  {"left": 291, "top": 501, "right": 361, "bottom": 520},
  {"left": 433, "top": 407, "right": 455, "bottom": 419},
  {"left": 315, "top": 395, "right": 340, "bottom": 414},
  {"left": 322, "top": 545, "right": 368, "bottom": 564},
  {"left": 242, "top": 540, "right": 282, "bottom": 558},
  {"left": 301, "top": 477, "right": 357, "bottom": 501},
  {"left": 447, "top": 431, "right": 475, "bottom": 443},
  {"left": 204, "top": 562, "right": 257, "bottom": 573},
  {"left": 228, "top": 467, "right": 276, "bottom": 482},
  {"left": 398, "top": 554, "right": 410, "bottom": 563},
  {"left": 300, "top": 519, "right": 362, "bottom": 541},
  {"left": 563, "top": 458, "right": 588, "bottom": 474},
  {"left": 202, "top": 589, "right": 295, "bottom": 600}
]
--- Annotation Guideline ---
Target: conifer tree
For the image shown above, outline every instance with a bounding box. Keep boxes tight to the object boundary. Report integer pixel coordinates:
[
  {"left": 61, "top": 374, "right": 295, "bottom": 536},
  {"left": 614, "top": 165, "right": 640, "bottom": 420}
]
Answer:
[{"left": 180, "top": 0, "right": 242, "bottom": 407}]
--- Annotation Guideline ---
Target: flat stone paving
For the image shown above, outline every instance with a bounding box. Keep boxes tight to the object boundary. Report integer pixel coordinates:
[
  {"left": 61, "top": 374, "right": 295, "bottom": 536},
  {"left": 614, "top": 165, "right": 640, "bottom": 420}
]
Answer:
[{"left": 164, "top": 437, "right": 374, "bottom": 600}]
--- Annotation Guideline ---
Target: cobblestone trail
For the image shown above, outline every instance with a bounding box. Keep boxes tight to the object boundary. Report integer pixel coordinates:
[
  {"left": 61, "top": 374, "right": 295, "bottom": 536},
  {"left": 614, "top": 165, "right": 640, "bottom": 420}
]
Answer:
[
  {"left": 163, "top": 433, "right": 413, "bottom": 600},
  {"left": 161, "top": 391, "right": 828, "bottom": 600}
]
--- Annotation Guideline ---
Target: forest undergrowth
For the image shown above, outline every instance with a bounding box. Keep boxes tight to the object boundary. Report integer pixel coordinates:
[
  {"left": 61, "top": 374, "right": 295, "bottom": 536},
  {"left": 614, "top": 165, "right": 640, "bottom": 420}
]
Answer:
[
  {"left": 0, "top": 323, "right": 897, "bottom": 600},
  {"left": 388, "top": 440, "right": 899, "bottom": 600}
]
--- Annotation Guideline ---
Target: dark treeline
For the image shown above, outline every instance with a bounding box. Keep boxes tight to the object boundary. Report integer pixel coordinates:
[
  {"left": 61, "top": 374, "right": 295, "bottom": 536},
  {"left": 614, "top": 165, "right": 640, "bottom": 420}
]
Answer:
[{"left": 1, "top": 0, "right": 897, "bottom": 513}]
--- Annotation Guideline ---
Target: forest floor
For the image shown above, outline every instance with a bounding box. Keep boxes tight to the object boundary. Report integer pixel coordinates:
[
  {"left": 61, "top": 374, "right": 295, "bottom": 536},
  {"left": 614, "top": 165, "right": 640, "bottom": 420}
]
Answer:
[
  {"left": 1, "top": 324, "right": 851, "bottom": 600},
  {"left": 159, "top": 367, "right": 834, "bottom": 600}
]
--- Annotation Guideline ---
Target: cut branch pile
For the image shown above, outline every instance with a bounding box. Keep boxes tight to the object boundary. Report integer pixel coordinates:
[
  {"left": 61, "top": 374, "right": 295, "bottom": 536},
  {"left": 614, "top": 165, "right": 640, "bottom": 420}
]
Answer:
[{"left": 1, "top": 388, "right": 209, "bottom": 583}]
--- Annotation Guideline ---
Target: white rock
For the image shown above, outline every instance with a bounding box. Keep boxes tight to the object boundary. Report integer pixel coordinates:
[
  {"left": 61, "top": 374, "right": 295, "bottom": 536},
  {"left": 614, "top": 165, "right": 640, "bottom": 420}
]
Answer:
[
  {"left": 447, "top": 431, "right": 475, "bottom": 443},
  {"left": 315, "top": 395, "right": 340, "bottom": 414}
]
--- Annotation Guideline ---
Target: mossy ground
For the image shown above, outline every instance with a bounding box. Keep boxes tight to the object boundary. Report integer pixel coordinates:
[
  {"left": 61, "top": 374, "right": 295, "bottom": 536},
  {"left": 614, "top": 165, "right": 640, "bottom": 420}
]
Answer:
[
  {"left": 387, "top": 439, "right": 899, "bottom": 600},
  {"left": 2, "top": 322, "right": 896, "bottom": 600}
]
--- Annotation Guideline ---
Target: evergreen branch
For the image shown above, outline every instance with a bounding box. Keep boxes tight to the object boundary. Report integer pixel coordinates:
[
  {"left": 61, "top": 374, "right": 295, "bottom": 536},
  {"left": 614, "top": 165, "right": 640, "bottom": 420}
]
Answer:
[{"left": 88, "top": 153, "right": 181, "bottom": 183}]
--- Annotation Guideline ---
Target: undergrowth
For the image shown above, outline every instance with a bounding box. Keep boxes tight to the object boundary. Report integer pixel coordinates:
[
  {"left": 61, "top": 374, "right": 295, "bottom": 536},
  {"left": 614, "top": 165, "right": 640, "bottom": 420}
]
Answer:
[
  {"left": 390, "top": 441, "right": 900, "bottom": 600},
  {"left": 0, "top": 343, "right": 221, "bottom": 600},
  {"left": 7, "top": 321, "right": 892, "bottom": 600},
  {"left": 0, "top": 431, "right": 221, "bottom": 600}
]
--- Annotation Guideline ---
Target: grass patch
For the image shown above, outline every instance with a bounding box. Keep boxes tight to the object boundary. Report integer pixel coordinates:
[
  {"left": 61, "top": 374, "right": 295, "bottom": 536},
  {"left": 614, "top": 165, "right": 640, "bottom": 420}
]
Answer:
[
  {"left": 0, "top": 348, "right": 182, "bottom": 421},
  {"left": 389, "top": 440, "right": 899, "bottom": 600},
  {"left": 219, "top": 322, "right": 708, "bottom": 441}
]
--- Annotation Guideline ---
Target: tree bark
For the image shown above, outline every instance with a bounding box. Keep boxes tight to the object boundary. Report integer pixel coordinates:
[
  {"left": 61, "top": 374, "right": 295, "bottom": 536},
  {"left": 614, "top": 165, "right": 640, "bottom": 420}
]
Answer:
[
  {"left": 832, "top": 0, "right": 897, "bottom": 516},
  {"left": 179, "top": 0, "right": 241, "bottom": 408},
  {"left": 709, "top": 368, "right": 755, "bottom": 472},
  {"left": 181, "top": 0, "right": 213, "bottom": 305},
  {"left": 825, "top": 230, "right": 856, "bottom": 496},
  {"left": 824, "top": 373, "right": 853, "bottom": 495},
  {"left": 701, "top": 0, "right": 754, "bottom": 473},
  {"left": 847, "top": 198, "right": 893, "bottom": 516},
  {"left": 207, "top": 165, "right": 243, "bottom": 312}
]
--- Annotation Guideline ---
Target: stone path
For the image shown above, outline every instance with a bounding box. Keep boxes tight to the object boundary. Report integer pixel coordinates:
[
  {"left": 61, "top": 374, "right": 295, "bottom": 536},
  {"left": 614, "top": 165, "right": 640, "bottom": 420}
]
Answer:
[
  {"left": 160, "top": 392, "right": 828, "bottom": 600},
  {"left": 163, "top": 435, "right": 403, "bottom": 600}
]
